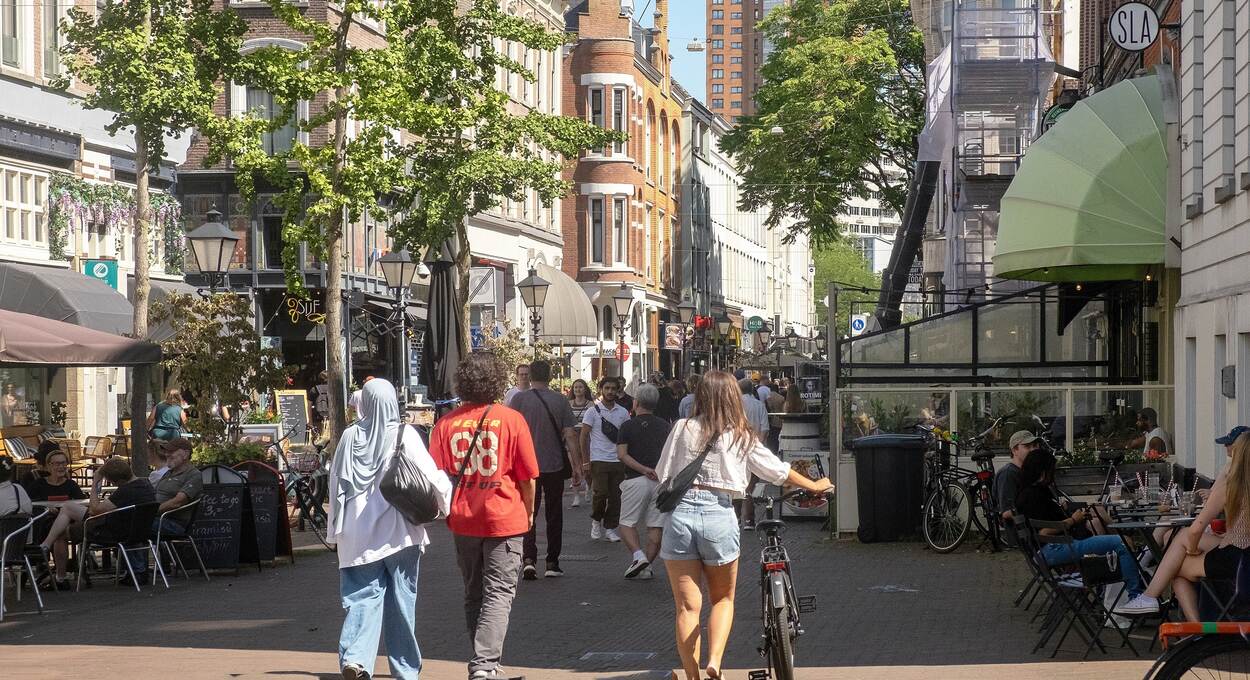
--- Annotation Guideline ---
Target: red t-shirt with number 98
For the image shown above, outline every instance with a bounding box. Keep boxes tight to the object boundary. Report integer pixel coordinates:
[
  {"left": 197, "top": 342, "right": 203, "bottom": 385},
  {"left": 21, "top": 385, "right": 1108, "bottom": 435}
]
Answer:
[{"left": 429, "top": 402, "right": 540, "bottom": 538}]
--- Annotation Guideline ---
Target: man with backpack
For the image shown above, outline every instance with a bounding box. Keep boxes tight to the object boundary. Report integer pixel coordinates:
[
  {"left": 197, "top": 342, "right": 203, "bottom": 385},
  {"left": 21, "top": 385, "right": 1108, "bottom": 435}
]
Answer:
[{"left": 510, "top": 360, "right": 581, "bottom": 579}]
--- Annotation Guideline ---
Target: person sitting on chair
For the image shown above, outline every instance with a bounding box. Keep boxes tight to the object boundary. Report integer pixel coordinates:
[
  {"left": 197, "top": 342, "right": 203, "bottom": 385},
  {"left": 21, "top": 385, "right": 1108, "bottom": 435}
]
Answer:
[
  {"left": 152, "top": 438, "right": 203, "bottom": 537},
  {"left": 0, "top": 456, "right": 32, "bottom": 516}
]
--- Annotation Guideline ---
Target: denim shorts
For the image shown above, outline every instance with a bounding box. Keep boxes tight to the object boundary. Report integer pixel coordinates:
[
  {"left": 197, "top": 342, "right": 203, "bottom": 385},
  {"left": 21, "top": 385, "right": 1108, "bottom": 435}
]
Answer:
[{"left": 659, "top": 488, "right": 740, "bottom": 566}]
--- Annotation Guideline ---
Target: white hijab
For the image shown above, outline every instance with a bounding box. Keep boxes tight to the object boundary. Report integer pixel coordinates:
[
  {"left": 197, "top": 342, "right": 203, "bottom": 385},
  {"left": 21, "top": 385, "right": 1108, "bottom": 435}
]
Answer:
[{"left": 331, "top": 378, "right": 400, "bottom": 533}]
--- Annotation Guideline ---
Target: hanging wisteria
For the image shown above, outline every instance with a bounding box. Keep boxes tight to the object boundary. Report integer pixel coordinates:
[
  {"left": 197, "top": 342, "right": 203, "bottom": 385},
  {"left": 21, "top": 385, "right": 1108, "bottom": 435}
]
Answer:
[{"left": 47, "top": 173, "right": 186, "bottom": 273}]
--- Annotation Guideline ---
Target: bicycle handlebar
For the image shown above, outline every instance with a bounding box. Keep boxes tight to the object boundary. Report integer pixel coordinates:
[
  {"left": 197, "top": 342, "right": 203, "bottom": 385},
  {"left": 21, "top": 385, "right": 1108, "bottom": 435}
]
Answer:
[{"left": 754, "top": 488, "right": 835, "bottom": 505}]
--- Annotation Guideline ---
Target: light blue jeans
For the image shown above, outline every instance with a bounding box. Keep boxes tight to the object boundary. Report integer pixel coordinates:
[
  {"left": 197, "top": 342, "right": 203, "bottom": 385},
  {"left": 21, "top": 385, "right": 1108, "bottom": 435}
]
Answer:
[
  {"left": 339, "top": 545, "right": 422, "bottom": 679},
  {"left": 660, "top": 488, "right": 740, "bottom": 565},
  {"left": 1041, "top": 534, "right": 1143, "bottom": 596}
]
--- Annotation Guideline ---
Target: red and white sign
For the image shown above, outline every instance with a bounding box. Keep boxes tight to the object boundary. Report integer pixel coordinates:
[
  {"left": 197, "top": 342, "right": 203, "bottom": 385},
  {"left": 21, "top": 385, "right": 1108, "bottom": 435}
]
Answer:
[{"left": 616, "top": 343, "right": 631, "bottom": 362}]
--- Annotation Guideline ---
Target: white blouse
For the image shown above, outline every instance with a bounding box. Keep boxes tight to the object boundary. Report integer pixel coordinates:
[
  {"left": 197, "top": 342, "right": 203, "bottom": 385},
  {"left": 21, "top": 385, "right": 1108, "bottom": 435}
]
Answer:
[
  {"left": 327, "top": 425, "right": 453, "bottom": 569},
  {"left": 655, "top": 418, "right": 790, "bottom": 499}
]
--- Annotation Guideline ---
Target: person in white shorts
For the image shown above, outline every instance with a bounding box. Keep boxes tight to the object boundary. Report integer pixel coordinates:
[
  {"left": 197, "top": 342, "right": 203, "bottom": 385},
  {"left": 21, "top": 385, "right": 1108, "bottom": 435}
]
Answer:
[{"left": 616, "top": 384, "right": 672, "bottom": 579}]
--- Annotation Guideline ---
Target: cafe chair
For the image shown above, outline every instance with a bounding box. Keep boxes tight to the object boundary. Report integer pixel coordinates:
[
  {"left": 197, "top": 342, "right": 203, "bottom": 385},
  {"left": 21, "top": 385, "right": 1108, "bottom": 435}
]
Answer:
[
  {"left": 82, "top": 436, "right": 113, "bottom": 462},
  {"left": 1, "top": 510, "right": 49, "bottom": 621},
  {"left": 152, "top": 499, "right": 209, "bottom": 583},
  {"left": 76, "top": 502, "right": 164, "bottom": 593}
]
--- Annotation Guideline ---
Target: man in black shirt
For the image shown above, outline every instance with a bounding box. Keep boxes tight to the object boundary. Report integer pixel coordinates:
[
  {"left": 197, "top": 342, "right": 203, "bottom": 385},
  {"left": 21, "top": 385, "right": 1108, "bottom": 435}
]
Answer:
[{"left": 616, "top": 384, "right": 672, "bottom": 579}]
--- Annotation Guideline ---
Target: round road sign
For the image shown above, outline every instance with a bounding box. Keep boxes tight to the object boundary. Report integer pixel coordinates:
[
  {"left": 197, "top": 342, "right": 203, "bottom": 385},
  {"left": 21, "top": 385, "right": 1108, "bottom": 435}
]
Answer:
[
  {"left": 616, "top": 343, "right": 631, "bottom": 362},
  {"left": 1107, "top": 2, "right": 1159, "bottom": 52}
]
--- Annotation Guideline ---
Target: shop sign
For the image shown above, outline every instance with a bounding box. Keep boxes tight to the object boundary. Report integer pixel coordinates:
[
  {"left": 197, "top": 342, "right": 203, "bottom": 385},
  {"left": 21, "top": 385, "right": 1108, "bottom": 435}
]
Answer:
[
  {"left": 284, "top": 295, "right": 325, "bottom": 325},
  {"left": 83, "top": 259, "right": 118, "bottom": 290},
  {"left": 1107, "top": 2, "right": 1159, "bottom": 52},
  {"left": 663, "top": 323, "right": 684, "bottom": 351},
  {"left": 799, "top": 376, "right": 823, "bottom": 401},
  {"left": 746, "top": 316, "right": 765, "bottom": 332}
]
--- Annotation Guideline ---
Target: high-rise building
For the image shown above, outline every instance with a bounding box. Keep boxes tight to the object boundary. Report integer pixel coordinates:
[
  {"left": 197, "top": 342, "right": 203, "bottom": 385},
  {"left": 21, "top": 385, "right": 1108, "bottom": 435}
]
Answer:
[{"left": 705, "top": 0, "right": 765, "bottom": 120}]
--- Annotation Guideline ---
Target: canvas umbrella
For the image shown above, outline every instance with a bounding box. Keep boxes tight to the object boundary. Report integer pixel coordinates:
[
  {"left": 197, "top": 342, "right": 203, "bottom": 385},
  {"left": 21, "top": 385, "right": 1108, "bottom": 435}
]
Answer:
[
  {"left": 0, "top": 309, "right": 161, "bottom": 366},
  {"left": 421, "top": 239, "right": 463, "bottom": 402}
]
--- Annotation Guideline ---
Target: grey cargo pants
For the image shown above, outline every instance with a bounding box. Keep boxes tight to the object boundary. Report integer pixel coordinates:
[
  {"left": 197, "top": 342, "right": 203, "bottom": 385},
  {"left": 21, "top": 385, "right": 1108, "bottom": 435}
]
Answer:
[{"left": 453, "top": 533, "right": 523, "bottom": 676}]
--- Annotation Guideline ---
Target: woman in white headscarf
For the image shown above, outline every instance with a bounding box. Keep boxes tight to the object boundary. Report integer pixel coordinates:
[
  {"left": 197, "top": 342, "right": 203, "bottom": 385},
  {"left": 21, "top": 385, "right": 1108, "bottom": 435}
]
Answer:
[{"left": 328, "top": 378, "right": 452, "bottom": 680}]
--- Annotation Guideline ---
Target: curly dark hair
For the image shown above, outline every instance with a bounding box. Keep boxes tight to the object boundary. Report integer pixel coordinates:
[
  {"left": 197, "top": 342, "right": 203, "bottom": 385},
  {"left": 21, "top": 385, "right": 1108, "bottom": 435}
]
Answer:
[{"left": 455, "top": 352, "right": 509, "bottom": 405}]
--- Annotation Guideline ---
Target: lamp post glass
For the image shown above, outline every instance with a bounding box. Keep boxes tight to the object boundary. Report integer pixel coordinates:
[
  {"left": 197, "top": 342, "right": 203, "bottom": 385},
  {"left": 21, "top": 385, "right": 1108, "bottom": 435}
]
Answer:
[
  {"left": 186, "top": 208, "right": 239, "bottom": 290},
  {"left": 379, "top": 249, "right": 419, "bottom": 290},
  {"left": 612, "top": 284, "right": 633, "bottom": 378},
  {"left": 517, "top": 267, "right": 551, "bottom": 339},
  {"left": 786, "top": 327, "right": 799, "bottom": 351}
]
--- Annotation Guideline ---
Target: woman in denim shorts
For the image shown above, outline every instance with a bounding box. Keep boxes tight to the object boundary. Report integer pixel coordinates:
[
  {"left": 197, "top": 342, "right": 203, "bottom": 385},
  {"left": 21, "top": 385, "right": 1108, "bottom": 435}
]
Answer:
[{"left": 654, "top": 371, "right": 834, "bottom": 680}]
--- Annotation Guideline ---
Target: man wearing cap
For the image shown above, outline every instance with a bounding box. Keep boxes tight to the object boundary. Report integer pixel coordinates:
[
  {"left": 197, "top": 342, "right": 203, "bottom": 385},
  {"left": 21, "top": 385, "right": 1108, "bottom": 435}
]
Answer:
[
  {"left": 153, "top": 438, "right": 204, "bottom": 537},
  {"left": 995, "top": 431, "right": 1042, "bottom": 521}
]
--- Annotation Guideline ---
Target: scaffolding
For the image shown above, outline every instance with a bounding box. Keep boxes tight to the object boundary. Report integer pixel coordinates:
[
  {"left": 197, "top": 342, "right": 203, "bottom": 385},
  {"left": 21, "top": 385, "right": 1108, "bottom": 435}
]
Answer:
[{"left": 938, "top": 0, "right": 1055, "bottom": 299}]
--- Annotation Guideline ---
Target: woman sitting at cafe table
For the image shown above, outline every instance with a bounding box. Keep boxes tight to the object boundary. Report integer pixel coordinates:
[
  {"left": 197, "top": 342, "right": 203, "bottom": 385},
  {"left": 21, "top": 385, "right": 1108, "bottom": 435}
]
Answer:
[
  {"left": 1116, "top": 427, "right": 1250, "bottom": 619},
  {"left": 23, "top": 448, "right": 85, "bottom": 587},
  {"left": 1015, "top": 448, "right": 1145, "bottom": 599}
]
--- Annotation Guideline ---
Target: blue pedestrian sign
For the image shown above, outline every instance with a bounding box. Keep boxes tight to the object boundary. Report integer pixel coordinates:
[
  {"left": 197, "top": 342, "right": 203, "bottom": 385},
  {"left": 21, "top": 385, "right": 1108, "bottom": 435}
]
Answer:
[{"left": 850, "top": 314, "right": 869, "bottom": 337}]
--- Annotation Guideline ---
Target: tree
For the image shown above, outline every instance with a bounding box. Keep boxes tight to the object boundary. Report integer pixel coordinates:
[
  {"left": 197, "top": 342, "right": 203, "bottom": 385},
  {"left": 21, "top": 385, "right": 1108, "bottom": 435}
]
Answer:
[
  {"left": 150, "top": 293, "right": 287, "bottom": 445},
  {"left": 58, "top": 0, "right": 248, "bottom": 472},
  {"left": 206, "top": 0, "right": 618, "bottom": 444},
  {"left": 812, "top": 241, "right": 880, "bottom": 336},
  {"left": 720, "top": 0, "right": 924, "bottom": 246}
]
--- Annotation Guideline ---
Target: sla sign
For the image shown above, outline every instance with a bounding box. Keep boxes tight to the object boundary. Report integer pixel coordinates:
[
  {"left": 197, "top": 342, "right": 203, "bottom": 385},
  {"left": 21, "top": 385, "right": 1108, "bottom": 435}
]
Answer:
[{"left": 1108, "top": 2, "right": 1159, "bottom": 52}]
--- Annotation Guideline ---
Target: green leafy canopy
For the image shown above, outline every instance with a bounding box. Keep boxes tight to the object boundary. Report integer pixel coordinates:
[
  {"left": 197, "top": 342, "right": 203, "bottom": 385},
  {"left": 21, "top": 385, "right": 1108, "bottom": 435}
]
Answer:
[
  {"left": 812, "top": 241, "right": 880, "bottom": 335},
  {"left": 719, "top": 0, "right": 924, "bottom": 247}
]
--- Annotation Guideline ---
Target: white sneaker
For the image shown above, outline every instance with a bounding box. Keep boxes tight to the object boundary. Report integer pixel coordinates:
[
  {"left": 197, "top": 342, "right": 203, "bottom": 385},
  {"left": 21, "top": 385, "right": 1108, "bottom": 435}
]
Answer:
[
  {"left": 1114, "top": 594, "right": 1160, "bottom": 615},
  {"left": 637, "top": 566, "right": 654, "bottom": 580},
  {"left": 571, "top": 494, "right": 582, "bottom": 508},
  {"left": 625, "top": 558, "right": 650, "bottom": 579},
  {"left": 591, "top": 520, "right": 604, "bottom": 541},
  {"left": 605, "top": 528, "right": 622, "bottom": 543}
]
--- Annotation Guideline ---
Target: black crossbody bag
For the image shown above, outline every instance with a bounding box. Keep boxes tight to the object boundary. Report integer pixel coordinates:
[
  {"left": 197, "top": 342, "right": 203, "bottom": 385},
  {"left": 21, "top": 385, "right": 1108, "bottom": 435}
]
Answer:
[
  {"left": 593, "top": 403, "right": 620, "bottom": 443},
  {"left": 530, "top": 389, "right": 573, "bottom": 480},
  {"left": 654, "top": 424, "right": 717, "bottom": 513}
]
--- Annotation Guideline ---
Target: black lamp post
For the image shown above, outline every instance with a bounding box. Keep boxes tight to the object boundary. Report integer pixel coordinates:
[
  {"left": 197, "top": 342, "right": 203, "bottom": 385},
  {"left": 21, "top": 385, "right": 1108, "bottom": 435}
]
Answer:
[
  {"left": 611, "top": 284, "right": 634, "bottom": 379},
  {"left": 379, "top": 248, "right": 420, "bottom": 402},
  {"left": 186, "top": 207, "right": 238, "bottom": 293},
  {"left": 716, "top": 314, "right": 733, "bottom": 370},
  {"left": 815, "top": 329, "right": 827, "bottom": 359},
  {"left": 677, "top": 297, "right": 695, "bottom": 378},
  {"left": 756, "top": 321, "right": 772, "bottom": 356},
  {"left": 517, "top": 267, "right": 551, "bottom": 341}
]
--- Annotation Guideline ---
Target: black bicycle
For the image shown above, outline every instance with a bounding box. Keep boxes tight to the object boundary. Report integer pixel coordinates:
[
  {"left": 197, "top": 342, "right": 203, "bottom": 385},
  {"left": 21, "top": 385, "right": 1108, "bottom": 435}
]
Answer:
[
  {"left": 748, "top": 487, "right": 834, "bottom": 680},
  {"left": 269, "top": 431, "right": 334, "bottom": 552},
  {"left": 917, "top": 416, "right": 1008, "bottom": 553},
  {"left": 1147, "top": 622, "right": 1250, "bottom": 679}
]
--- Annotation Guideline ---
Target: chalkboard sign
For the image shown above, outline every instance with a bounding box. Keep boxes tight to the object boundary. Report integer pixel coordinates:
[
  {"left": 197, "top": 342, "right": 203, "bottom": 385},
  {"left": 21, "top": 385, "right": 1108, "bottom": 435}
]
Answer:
[
  {"left": 249, "top": 483, "right": 279, "bottom": 562},
  {"left": 189, "top": 483, "right": 245, "bottom": 572},
  {"left": 274, "top": 390, "right": 310, "bottom": 444},
  {"left": 233, "top": 461, "right": 290, "bottom": 567}
]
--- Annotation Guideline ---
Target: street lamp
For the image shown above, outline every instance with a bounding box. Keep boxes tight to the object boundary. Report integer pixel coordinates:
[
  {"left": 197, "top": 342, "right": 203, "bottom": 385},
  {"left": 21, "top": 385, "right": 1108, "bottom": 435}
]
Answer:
[
  {"left": 756, "top": 322, "right": 772, "bottom": 354},
  {"left": 815, "top": 329, "right": 827, "bottom": 358},
  {"left": 716, "top": 315, "right": 733, "bottom": 371},
  {"left": 785, "top": 327, "right": 799, "bottom": 351},
  {"left": 611, "top": 284, "right": 634, "bottom": 379},
  {"left": 186, "top": 207, "right": 238, "bottom": 293},
  {"left": 677, "top": 298, "right": 696, "bottom": 378},
  {"left": 379, "top": 248, "right": 420, "bottom": 402},
  {"left": 516, "top": 267, "right": 551, "bottom": 340}
]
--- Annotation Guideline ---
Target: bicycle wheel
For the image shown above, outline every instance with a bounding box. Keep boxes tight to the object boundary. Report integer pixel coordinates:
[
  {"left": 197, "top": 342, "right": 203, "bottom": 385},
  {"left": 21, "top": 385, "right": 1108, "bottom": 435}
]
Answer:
[
  {"left": 767, "top": 598, "right": 795, "bottom": 680},
  {"left": 923, "top": 481, "right": 972, "bottom": 553},
  {"left": 1154, "top": 635, "right": 1250, "bottom": 680},
  {"left": 297, "top": 483, "right": 335, "bottom": 552}
]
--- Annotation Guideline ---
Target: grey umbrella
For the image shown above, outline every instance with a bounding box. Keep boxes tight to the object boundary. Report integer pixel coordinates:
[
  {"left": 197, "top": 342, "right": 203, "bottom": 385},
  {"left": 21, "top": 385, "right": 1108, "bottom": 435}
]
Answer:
[{"left": 421, "top": 239, "right": 462, "bottom": 403}]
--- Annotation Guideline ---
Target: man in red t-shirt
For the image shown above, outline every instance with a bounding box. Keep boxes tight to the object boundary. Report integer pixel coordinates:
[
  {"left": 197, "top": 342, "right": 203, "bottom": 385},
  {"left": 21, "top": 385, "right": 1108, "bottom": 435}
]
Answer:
[{"left": 429, "top": 353, "right": 538, "bottom": 680}]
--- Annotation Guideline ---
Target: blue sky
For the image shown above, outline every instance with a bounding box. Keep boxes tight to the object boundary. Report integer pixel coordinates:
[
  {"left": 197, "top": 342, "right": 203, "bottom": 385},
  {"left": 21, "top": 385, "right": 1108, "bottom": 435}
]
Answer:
[{"left": 638, "top": 1, "right": 706, "bottom": 101}]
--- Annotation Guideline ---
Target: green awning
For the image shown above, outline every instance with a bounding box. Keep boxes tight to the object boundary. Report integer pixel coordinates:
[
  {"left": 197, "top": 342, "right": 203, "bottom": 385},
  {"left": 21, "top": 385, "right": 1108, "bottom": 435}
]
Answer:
[{"left": 993, "top": 75, "right": 1166, "bottom": 282}]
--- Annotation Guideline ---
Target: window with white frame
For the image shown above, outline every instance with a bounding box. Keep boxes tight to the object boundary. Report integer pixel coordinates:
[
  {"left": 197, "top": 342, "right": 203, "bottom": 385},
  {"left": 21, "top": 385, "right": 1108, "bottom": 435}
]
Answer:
[
  {"left": 0, "top": 166, "right": 46, "bottom": 245},
  {"left": 1, "top": 0, "right": 22, "bottom": 68},
  {"left": 669, "top": 125, "right": 678, "bottom": 191},
  {"left": 659, "top": 115, "right": 667, "bottom": 188},
  {"left": 645, "top": 106, "right": 653, "bottom": 177},
  {"left": 42, "top": 0, "right": 60, "bottom": 76},
  {"left": 247, "top": 87, "right": 297, "bottom": 155},
  {"left": 644, "top": 203, "right": 653, "bottom": 279},
  {"left": 611, "top": 86, "right": 627, "bottom": 155},
  {"left": 658, "top": 209, "right": 666, "bottom": 283},
  {"left": 613, "top": 197, "right": 627, "bottom": 265},
  {"left": 670, "top": 216, "right": 678, "bottom": 287},
  {"left": 589, "top": 197, "right": 605, "bottom": 264},
  {"left": 589, "top": 87, "right": 605, "bottom": 155}
]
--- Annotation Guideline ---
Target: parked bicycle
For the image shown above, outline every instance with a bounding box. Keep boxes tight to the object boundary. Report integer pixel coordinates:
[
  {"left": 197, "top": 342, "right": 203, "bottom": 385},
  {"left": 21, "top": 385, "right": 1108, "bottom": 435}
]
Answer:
[
  {"left": 916, "top": 416, "right": 1009, "bottom": 553},
  {"left": 1148, "top": 621, "right": 1250, "bottom": 679},
  {"left": 268, "top": 429, "right": 334, "bottom": 552},
  {"left": 748, "top": 487, "right": 835, "bottom": 680}
]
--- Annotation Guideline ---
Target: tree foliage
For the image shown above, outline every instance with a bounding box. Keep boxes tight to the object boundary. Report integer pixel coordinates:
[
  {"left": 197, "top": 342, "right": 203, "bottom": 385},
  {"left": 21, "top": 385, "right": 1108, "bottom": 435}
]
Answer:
[
  {"left": 151, "top": 293, "right": 287, "bottom": 445},
  {"left": 812, "top": 241, "right": 881, "bottom": 336},
  {"left": 720, "top": 0, "right": 924, "bottom": 246}
]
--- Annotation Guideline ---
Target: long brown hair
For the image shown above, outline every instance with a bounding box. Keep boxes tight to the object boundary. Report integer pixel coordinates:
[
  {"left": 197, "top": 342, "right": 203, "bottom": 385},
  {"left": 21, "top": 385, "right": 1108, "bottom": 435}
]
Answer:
[
  {"left": 692, "top": 371, "right": 755, "bottom": 454},
  {"left": 1224, "top": 433, "right": 1250, "bottom": 528}
]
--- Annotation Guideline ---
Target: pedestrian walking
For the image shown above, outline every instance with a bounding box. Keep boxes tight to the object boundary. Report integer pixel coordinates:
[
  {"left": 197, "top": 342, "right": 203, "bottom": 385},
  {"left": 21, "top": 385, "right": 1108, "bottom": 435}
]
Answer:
[
  {"left": 510, "top": 360, "right": 581, "bottom": 579},
  {"left": 652, "top": 372, "right": 679, "bottom": 422},
  {"left": 502, "top": 364, "right": 530, "bottom": 407},
  {"left": 615, "top": 384, "right": 672, "bottom": 579},
  {"left": 328, "top": 378, "right": 452, "bottom": 680},
  {"left": 677, "top": 374, "right": 700, "bottom": 419},
  {"left": 655, "top": 370, "right": 834, "bottom": 680},
  {"left": 580, "top": 376, "right": 631, "bottom": 542},
  {"left": 737, "top": 378, "right": 770, "bottom": 531},
  {"left": 567, "top": 379, "right": 594, "bottom": 508},
  {"left": 429, "top": 353, "right": 539, "bottom": 680}
]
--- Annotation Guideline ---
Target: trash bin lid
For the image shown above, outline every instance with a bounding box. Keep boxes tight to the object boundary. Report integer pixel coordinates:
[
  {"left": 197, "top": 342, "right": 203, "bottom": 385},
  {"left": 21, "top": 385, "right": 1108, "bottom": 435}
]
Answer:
[{"left": 847, "top": 433, "right": 929, "bottom": 451}]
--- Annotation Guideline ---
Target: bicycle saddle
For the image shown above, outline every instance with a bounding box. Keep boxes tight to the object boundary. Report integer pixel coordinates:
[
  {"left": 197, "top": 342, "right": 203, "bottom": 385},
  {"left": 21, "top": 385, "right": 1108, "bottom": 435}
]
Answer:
[
  {"left": 970, "top": 451, "right": 996, "bottom": 463},
  {"left": 755, "top": 519, "right": 785, "bottom": 533}
]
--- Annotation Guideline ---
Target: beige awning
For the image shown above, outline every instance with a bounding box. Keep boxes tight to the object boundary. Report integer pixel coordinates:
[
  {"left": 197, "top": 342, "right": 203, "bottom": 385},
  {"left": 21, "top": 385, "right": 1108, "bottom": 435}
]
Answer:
[{"left": 535, "top": 263, "right": 597, "bottom": 346}]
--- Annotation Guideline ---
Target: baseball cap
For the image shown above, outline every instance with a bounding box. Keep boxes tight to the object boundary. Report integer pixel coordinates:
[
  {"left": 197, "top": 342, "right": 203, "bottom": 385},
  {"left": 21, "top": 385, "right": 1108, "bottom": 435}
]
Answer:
[
  {"left": 159, "top": 437, "right": 194, "bottom": 454},
  {"left": 1215, "top": 426, "right": 1250, "bottom": 445},
  {"left": 1008, "top": 430, "right": 1041, "bottom": 449}
]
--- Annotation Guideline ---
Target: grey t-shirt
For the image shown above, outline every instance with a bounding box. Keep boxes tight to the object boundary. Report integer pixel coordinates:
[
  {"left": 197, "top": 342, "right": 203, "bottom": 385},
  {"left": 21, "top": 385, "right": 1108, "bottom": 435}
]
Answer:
[
  {"left": 993, "top": 462, "right": 1021, "bottom": 514},
  {"left": 155, "top": 465, "right": 204, "bottom": 527},
  {"left": 510, "top": 388, "right": 576, "bottom": 474}
]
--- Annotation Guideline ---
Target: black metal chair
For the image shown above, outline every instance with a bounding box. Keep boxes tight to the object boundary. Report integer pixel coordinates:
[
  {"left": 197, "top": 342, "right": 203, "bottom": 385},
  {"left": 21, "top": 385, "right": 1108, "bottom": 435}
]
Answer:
[
  {"left": 1, "top": 510, "right": 48, "bottom": 621},
  {"left": 76, "top": 502, "right": 163, "bottom": 592},
  {"left": 153, "top": 498, "right": 208, "bottom": 583}
]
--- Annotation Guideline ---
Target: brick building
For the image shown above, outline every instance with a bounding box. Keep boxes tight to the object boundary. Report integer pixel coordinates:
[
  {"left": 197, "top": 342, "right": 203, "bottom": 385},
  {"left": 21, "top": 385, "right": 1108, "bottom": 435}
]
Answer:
[{"left": 563, "top": 0, "right": 686, "bottom": 381}]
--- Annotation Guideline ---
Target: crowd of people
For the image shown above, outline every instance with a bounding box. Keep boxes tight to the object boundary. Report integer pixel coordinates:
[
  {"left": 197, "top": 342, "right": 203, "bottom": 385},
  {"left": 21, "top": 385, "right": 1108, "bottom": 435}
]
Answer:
[{"left": 326, "top": 357, "right": 828, "bottom": 680}]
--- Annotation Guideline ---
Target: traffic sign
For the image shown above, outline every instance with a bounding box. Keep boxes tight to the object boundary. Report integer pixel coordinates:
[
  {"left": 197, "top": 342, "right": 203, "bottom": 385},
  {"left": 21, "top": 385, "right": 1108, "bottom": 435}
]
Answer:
[
  {"left": 746, "top": 316, "right": 765, "bottom": 332},
  {"left": 850, "top": 314, "right": 869, "bottom": 337},
  {"left": 616, "top": 343, "right": 631, "bottom": 362},
  {"left": 1107, "top": 2, "right": 1159, "bottom": 52}
]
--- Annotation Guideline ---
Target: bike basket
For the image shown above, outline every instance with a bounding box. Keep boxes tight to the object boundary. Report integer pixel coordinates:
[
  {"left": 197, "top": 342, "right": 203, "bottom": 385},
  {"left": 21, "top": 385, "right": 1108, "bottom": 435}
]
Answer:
[{"left": 290, "top": 453, "right": 322, "bottom": 474}]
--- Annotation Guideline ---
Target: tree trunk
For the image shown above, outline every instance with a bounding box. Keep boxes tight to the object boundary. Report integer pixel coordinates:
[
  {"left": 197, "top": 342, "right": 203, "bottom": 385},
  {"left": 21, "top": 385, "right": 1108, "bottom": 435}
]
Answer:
[
  {"left": 129, "top": 123, "right": 151, "bottom": 476},
  {"left": 322, "top": 17, "right": 352, "bottom": 449},
  {"left": 455, "top": 220, "right": 472, "bottom": 358}
]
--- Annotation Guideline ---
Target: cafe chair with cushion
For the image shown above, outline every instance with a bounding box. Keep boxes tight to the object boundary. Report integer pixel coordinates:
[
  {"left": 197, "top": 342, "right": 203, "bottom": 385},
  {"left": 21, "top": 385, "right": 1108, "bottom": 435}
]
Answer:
[
  {"left": 152, "top": 499, "right": 209, "bottom": 583},
  {"left": 1, "top": 510, "right": 49, "bottom": 621},
  {"left": 76, "top": 502, "right": 165, "bottom": 593}
]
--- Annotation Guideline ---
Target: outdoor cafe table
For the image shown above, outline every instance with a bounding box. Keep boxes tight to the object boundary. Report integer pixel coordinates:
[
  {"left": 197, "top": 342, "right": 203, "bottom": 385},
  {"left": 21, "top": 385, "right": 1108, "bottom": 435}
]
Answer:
[
  {"left": 31, "top": 499, "right": 89, "bottom": 510},
  {"left": 1107, "top": 515, "right": 1196, "bottom": 579}
]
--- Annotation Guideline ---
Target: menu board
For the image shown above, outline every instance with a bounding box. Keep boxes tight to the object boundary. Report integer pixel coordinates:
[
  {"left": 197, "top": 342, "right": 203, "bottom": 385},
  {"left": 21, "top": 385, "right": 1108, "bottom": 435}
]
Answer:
[
  {"left": 274, "top": 390, "right": 310, "bottom": 444},
  {"left": 189, "top": 484, "right": 245, "bottom": 571}
]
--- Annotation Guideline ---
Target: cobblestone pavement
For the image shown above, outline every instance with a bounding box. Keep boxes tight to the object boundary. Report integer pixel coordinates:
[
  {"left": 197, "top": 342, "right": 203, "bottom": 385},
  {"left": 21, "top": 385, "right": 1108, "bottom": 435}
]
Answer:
[{"left": 0, "top": 497, "right": 1158, "bottom": 679}]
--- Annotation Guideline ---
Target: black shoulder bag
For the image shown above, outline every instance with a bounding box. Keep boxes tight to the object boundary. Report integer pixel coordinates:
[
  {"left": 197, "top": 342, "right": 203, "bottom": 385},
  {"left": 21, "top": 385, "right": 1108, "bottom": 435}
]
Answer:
[
  {"left": 380, "top": 423, "right": 446, "bottom": 525},
  {"left": 593, "top": 403, "right": 620, "bottom": 443},
  {"left": 654, "top": 425, "right": 717, "bottom": 513},
  {"left": 531, "top": 389, "right": 573, "bottom": 480}
]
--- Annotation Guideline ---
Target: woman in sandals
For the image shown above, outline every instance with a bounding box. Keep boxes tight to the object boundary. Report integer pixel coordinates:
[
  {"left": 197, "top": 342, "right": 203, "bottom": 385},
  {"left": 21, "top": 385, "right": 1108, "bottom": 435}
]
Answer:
[{"left": 655, "top": 370, "right": 833, "bottom": 680}]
